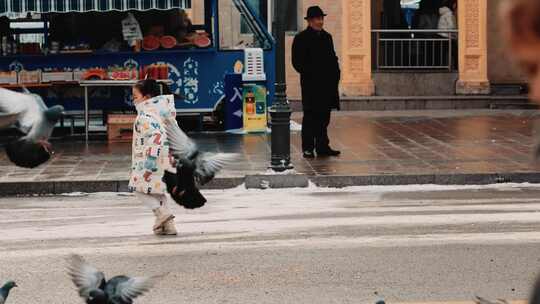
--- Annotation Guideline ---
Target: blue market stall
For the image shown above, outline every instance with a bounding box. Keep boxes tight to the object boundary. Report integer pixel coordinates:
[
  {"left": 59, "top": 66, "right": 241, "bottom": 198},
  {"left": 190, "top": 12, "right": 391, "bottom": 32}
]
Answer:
[{"left": 0, "top": 0, "right": 275, "bottom": 120}]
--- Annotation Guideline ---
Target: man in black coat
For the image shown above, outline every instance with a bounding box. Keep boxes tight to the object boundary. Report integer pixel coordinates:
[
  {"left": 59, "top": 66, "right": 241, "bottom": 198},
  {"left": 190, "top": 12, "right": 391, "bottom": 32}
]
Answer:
[{"left": 292, "top": 6, "right": 341, "bottom": 158}]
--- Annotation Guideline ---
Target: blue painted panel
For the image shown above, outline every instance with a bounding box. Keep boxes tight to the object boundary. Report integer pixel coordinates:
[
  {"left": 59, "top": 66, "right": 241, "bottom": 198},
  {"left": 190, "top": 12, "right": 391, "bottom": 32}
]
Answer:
[{"left": 0, "top": 48, "right": 275, "bottom": 112}]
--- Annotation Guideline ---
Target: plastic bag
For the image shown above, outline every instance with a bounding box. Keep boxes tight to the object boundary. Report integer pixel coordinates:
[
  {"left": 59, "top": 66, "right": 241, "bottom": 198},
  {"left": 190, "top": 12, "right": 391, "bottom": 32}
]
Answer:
[{"left": 122, "top": 13, "right": 143, "bottom": 46}]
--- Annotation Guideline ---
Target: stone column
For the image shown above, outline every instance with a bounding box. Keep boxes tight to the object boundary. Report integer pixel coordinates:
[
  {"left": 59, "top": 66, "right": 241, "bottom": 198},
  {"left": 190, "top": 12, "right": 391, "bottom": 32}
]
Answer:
[
  {"left": 456, "top": 0, "right": 490, "bottom": 94},
  {"left": 341, "top": 0, "right": 375, "bottom": 96}
]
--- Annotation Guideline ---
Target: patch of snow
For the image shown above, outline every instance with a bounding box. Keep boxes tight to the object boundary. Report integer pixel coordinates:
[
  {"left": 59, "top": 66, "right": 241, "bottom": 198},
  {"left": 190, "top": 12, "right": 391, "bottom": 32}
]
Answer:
[
  {"left": 290, "top": 120, "right": 302, "bottom": 131},
  {"left": 260, "top": 169, "right": 298, "bottom": 175},
  {"left": 203, "top": 182, "right": 540, "bottom": 195},
  {"left": 260, "top": 180, "right": 270, "bottom": 189},
  {"left": 76, "top": 182, "right": 540, "bottom": 198},
  {"left": 58, "top": 192, "right": 89, "bottom": 197},
  {"left": 227, "top": 122, "right": 301, "bottom": 134},
  {"left": 329, "top": 182, "right": 540, "bottom": 193},
  {"left": 225, "top": 128, "right": 246, "bottom": 135}
]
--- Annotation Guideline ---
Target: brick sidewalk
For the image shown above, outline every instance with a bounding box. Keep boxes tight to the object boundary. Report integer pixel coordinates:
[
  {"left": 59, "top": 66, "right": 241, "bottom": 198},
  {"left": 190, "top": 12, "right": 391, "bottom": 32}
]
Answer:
[{"left": 1, "top": 110, "right": 540, "bottom": 183}]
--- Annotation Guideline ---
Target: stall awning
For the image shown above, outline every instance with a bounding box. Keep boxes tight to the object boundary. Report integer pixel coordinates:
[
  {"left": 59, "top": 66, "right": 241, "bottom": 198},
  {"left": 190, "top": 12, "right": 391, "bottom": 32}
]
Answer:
[{"left": 0, "top": 0, "right": 191, "bottom": 16}]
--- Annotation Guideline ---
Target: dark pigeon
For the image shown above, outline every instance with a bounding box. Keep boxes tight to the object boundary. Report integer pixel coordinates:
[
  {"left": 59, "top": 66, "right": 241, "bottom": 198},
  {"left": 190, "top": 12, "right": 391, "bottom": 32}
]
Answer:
[
  {"left": 163, "top": 162, "right": 207, "bottom": 209},
  {"left": 0, "top": 281, "right": 17, "bottom": 304},
  {"left": 5, "top": 138, "right": 51, "bottom": 169},
  {"left": 67, "top": 254, "right": 161, "bottom": 304},
  {"left": 165, "top": 121, "right": 238, "bottom": 185},
  {"left": 0, "top": 87, "right": 64, "bottom": 168}
]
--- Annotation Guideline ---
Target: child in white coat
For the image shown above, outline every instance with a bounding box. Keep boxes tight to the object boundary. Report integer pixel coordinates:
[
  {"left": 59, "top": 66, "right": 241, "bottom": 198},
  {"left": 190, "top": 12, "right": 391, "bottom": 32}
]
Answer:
[{"left": 129, "top": 79, "right": 179, "bottom": 236}]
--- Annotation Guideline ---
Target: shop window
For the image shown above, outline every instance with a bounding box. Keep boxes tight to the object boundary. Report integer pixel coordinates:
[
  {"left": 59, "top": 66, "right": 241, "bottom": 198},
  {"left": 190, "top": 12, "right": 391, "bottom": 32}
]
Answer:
[
  {"left": 218, "top": 0, "right": 272, "bottom": 50},
  {"left": 45, "top": 9, "right": 210, "bottom": 53}
]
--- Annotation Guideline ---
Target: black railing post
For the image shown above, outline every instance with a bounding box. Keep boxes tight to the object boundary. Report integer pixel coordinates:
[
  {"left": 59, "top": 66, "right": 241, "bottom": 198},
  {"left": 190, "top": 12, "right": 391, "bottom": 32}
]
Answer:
[{"left": 269, "top": 0, "right": 293, "bottom": 172}]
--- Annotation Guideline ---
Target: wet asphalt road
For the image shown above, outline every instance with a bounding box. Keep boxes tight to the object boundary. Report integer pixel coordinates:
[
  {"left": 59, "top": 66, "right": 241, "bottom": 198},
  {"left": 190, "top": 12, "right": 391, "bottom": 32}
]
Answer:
[{"left": 1, "top": 184, "right": 540, "bottom": 303}]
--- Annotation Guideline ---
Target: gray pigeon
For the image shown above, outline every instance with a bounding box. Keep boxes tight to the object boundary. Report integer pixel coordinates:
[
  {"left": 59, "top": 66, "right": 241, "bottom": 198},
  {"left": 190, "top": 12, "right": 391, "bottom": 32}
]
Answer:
[
  {"left": 0, "top": 281, "right": 17, "bottom": 304},
  {"left": 165, "top": 121, "right": 239, "bottom": 185},
  {"left": 0, "top": 87, "right": 64, "bottom": 168},
  {"left": 67, "top": 254, "right": 161, "bottom": 304}
]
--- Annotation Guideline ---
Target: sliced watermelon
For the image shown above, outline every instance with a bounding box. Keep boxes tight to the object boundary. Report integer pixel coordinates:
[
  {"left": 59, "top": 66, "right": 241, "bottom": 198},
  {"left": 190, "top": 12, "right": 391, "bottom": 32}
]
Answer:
[
  {"left": 160, "top": 36, "right": 178, "bottom": 49},
  {"left": 142, "top": 36, "right": 160, "bottom": 51},
  {"left": 193, "top": 35, "right": 211, "bottom": 48}
]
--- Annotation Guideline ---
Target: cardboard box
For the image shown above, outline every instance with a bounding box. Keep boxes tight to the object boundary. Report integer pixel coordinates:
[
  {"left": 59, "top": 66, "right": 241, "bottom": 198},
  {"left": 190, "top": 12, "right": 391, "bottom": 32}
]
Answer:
[
  {"left": 18, "top": 70, "right": 41, "bottom": 84},
  {"left": 42, "top": 71, "right": 73, "bottom": 82},
  {"left": 0, "top": 71, "right": 17, "bottom": 84},
  {"left": 107, "top": 114, "right": 137, "bottom": 143}
]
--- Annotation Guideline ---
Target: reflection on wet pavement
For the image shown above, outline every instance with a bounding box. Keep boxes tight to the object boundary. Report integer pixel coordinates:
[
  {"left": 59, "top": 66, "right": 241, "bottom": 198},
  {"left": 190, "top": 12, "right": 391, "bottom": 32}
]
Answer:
[{"left": 0, "top": 110, "right": 539, "bottom": 182}]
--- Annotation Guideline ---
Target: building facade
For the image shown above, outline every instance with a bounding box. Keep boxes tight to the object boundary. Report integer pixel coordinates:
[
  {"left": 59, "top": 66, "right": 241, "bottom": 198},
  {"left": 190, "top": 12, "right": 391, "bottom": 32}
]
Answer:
[{"left": 285, "top": 0, "right": 526, "bottom": 101}]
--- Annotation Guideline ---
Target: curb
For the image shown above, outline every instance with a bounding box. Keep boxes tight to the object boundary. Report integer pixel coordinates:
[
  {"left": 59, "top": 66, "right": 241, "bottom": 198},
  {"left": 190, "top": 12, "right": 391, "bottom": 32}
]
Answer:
[{"left": 1, "top": 172, "right": 540, "bottom": 196}]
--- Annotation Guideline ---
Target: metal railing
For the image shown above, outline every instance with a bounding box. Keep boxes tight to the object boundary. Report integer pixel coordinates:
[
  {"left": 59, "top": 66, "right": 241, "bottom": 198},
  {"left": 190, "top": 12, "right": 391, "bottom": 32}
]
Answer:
[{"left": 372, "top": 29, "right": 459, "bottom": 71}]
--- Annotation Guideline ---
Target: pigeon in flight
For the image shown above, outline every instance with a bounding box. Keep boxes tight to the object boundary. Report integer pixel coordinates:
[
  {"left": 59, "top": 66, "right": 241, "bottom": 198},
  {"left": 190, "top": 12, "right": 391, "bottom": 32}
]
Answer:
[
  {"left": 165, "top": 121, "right": 239, "bottom": 185},
  {"left": 67, "top": 254, "right": 162, "bottom": 304},
  {"left": 163, "top": 162, "right": 207, "bottom": 209},
  {"left": 0, "top": 87, "right": 64, "bottom": 168},
  {"left": 0, "top": 281, "right": 17, "bottom": 304},
  {"left": 163, "top": 121, "right": 238, "bottom": 209}
]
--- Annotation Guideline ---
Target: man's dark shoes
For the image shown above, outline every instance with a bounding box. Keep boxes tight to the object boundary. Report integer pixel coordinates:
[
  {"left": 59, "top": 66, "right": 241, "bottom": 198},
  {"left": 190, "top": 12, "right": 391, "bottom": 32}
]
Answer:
[
  {"left": 317, "top": 148, "right": 341, "bottom": 157},
  {"left": 303, "top": 151, "right": 315, "bottom": 158}
]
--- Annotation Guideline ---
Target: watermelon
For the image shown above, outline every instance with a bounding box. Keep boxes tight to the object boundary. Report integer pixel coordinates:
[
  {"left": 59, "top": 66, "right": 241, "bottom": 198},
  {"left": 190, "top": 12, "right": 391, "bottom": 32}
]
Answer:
[
  {"left": 142, "top": 36, "right": 160, "bottom": 51},
  {"left": 193, "top": 35, "right": 211, "bottom": 48},
  {"left": 160, "top": 36, "right": 178, "bottom": 49}
]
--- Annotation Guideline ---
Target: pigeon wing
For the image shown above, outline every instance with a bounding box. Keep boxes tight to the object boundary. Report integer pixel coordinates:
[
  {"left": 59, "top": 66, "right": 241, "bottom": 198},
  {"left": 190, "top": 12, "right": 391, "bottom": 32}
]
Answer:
[
  {"left": 67, "top": 254, "right": 106, "bottom": 299},
  {"left": 194, "top": 153, "right": 240, "bottom": 185},
  {"left": 0, "top": 112, "right": 21, "bottom": 130},
  {"left": 165, "top": 121, "right": 198, "bottom": 160},
  {"left": 115, "top": 276, "right": 159, "bottom": 302},
  {"left": 0, "top": 88, "right": 43, "bottom": 133},
  {"left": 21, "top": 86, "right": 47, "bottom": 110}
]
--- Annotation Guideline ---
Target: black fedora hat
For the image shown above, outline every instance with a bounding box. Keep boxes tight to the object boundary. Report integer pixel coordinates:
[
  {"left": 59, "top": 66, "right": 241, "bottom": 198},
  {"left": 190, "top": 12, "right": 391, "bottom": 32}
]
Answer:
[{"left": 304, "top": 6, "right": 327, "bottom": 20}]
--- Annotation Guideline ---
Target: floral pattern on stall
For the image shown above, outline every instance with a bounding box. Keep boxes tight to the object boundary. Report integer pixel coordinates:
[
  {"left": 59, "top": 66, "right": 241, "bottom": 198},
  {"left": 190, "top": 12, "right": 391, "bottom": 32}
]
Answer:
[{"left": 183, "top": 57, "right": 199, "bottom": 104}]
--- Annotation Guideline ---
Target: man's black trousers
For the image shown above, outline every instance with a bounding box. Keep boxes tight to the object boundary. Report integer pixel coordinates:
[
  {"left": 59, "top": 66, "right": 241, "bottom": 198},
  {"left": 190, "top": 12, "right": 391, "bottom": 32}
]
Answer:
[{"left": 301, "top": 110, "right": 331, "bottom": 153}]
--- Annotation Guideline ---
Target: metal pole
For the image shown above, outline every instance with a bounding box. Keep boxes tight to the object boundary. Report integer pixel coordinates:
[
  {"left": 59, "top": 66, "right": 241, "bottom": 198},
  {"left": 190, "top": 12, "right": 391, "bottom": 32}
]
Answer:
[
  {"left": 449, "top": 36, "right": 453, "bottom": 71},
  {"left": 84, "top": 86, "right": 89, "bottom": 143},
  {"left": 269, "top": 0, "right": 293, "bottom": 172}
]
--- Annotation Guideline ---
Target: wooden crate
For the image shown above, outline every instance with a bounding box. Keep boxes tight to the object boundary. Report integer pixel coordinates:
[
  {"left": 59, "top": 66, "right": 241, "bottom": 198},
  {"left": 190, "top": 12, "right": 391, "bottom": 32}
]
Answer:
[{"left": 107, "top": 114, "right": 137, "bottom": 143}]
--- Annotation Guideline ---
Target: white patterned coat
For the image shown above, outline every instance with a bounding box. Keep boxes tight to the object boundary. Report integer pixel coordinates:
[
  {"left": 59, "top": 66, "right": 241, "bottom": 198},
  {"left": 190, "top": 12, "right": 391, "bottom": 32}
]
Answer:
[{"left": 128, "top": 95, "right": 177, "bottom": 194}]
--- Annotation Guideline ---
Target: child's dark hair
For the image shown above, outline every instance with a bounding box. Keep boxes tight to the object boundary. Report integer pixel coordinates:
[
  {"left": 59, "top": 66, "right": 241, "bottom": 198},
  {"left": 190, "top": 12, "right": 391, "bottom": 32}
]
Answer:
[{"left": 134, "top": 79, "right": 161, "bottom": 98}]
